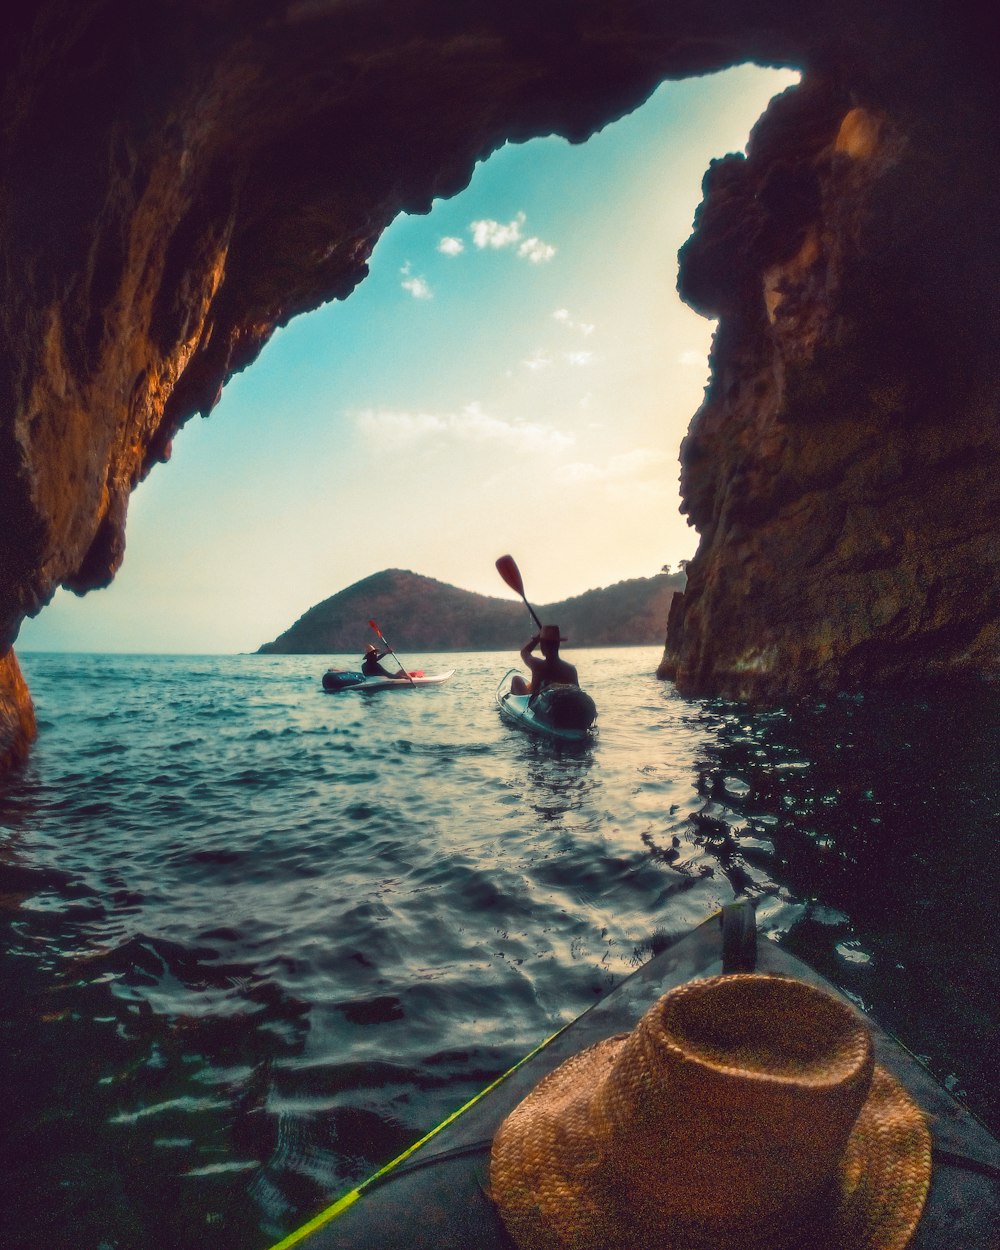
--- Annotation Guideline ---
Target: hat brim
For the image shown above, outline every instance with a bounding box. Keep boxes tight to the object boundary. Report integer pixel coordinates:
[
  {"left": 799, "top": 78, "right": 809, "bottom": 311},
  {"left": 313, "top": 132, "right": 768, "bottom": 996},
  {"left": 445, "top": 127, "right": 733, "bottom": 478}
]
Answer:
[{"left": 490, "top": 1034, "right": 931, "bottom": 1250}]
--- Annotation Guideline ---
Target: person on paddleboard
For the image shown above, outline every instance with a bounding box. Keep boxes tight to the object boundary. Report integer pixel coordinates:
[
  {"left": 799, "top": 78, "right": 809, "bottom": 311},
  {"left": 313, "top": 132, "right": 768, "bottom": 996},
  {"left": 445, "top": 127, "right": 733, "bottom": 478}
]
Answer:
[
  {"left": 510, "top": 624, "right": 578, "bottom": 698},
  {"left": 361, "top": 643, "right": 408, "bottom": 679}
]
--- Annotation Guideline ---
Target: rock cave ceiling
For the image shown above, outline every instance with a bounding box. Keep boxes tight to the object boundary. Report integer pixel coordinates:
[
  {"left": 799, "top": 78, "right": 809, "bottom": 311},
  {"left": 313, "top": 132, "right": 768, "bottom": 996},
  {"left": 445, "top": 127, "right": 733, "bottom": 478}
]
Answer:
[{"left": 0, "top": 0, "right": 998, "bottom": 764}]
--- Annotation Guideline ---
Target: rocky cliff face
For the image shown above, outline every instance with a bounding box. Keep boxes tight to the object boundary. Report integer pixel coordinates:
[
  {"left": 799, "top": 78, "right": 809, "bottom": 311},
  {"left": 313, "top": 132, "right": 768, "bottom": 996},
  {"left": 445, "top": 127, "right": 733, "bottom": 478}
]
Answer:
[
  {"left": 0, "top": 2, "right": 996, "bottom": 763},
  {"left": 660, "top": 25, "right": 1000, "bottom": 697}
]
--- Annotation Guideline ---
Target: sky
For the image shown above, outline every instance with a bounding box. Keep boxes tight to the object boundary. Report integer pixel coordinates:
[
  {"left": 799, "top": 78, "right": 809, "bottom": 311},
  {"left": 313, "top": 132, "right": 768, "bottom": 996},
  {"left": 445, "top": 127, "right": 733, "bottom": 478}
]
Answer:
[{"left": 19, "top": 64, "right": 799, "bottom": 655}]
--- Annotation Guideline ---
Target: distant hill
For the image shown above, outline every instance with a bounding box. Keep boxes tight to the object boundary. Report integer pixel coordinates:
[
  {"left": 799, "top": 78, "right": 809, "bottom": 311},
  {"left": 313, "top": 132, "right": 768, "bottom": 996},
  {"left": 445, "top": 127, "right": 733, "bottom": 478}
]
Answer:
[{"left": 257, "top": 568, "right": 685, "bottom": 654}]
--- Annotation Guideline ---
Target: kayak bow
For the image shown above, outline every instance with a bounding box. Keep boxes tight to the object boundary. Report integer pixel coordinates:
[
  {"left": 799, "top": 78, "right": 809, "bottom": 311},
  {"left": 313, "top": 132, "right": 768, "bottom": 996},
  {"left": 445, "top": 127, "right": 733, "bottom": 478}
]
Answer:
[
  {"left": 495, "top": 668, "right": 597, "bottom": 743},
  {"left": 268, "top": 902, "right": 1000, "bottom": 1250}
]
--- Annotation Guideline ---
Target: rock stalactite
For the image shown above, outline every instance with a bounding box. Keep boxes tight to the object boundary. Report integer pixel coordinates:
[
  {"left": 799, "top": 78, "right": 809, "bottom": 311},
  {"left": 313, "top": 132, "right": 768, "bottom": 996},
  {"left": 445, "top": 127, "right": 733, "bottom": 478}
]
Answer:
[{"left": 0, "top": 2, "right": 996, "bottom": 764}]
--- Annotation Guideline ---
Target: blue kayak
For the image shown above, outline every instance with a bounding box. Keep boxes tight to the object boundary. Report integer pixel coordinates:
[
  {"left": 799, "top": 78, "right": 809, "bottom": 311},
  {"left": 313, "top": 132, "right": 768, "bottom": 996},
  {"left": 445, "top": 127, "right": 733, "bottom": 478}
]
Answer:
[{"left": 495, "top": 668, "right": 597, "bottom": 743}]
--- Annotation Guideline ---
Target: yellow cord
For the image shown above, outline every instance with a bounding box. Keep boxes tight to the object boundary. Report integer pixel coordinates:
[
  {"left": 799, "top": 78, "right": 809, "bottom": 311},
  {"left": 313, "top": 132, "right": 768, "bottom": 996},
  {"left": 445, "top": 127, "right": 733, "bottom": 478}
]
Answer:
[{"left": 266, "top": 1024, "right": 568, "bottom": 1250}]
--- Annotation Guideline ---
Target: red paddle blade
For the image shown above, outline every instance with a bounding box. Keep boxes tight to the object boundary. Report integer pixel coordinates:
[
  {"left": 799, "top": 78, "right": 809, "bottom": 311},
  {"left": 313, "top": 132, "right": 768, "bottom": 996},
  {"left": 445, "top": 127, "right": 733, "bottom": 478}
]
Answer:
[
  {"left": 495, "top": 554, "right": 525, "bottom": 597},
  {"left": 368, "top": 618, "right": 385, "bottom": 640}
]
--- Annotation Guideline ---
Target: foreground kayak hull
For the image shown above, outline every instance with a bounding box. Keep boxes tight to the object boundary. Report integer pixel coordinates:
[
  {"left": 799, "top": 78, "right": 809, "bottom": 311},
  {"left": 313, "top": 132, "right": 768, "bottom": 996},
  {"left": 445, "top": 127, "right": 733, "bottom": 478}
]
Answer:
[
  {"left": 322, "top": 669, "right": 455, "bottom": 692},
  {"left": 495, "top": 668, "right": 596, "bottom": 743},
  {"left": 270, "top": 905, "right": 1000, "bottom": 1249}
]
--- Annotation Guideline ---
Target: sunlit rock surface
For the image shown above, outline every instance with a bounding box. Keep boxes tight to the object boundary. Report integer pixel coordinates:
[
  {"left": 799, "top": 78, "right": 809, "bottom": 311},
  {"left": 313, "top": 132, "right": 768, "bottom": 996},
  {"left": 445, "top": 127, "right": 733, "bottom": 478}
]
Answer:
[
  {"left": 0, "top": 3, "right": 996, "bottom": 761},
  {"left": 0, "top": 653, "right": 36, "bottom": 770},
  {"left": 660, "top": 32, "right": 1000, "bottom": 697}
]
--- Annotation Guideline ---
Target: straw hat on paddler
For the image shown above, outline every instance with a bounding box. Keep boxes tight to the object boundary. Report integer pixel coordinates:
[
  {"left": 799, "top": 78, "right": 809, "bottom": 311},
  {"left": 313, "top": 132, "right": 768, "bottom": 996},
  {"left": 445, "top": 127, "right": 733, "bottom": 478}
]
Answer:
[{"left": 489, "top": 973, "right": 931, "bottom": 1250}]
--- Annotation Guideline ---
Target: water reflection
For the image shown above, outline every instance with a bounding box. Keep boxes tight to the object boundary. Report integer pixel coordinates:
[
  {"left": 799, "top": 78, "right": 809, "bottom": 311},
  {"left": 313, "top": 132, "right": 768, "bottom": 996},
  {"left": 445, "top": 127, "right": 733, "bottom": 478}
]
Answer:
[
  {"left": 521, "top": 744, "right": 597, "bottom": 823},
  {"left": 5, "top": 654, "right": 1000, "bottom": 1250},
  {"left": 667, "top": 684, "right": 1000, "bottom": 1131}
]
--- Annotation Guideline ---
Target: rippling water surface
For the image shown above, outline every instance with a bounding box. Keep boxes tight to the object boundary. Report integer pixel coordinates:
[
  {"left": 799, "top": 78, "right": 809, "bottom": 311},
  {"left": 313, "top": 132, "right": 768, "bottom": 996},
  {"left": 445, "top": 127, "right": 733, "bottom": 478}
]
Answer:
[{"left": 4, "top": 650, "right": 999, "bottom": 1249}]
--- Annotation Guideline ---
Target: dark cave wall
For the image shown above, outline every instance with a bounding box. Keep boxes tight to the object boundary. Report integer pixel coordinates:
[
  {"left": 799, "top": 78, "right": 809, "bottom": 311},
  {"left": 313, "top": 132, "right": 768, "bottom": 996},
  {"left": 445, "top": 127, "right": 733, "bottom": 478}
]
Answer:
[
  {"left": 0, "top": 1, "right": 996, "bottom": 763},
  {"left": 0, "top": 0, "right": 792, "bottom": 649}
]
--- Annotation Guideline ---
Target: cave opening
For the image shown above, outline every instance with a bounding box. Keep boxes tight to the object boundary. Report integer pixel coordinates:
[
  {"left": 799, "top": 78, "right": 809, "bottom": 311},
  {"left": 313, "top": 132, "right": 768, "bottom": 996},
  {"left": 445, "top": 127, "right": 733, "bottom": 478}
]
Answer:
[
  {"left": 6, "top": 13, "right": 1000, "bottom": 1247},
  {"left": 17, "top": 64, "right": 799, "bottom": 657}
]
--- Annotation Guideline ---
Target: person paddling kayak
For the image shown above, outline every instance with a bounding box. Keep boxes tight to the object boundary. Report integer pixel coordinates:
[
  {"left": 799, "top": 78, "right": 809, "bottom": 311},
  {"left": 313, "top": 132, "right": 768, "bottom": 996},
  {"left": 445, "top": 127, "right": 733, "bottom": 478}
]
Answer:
[
  {"left": 510, "top": 624, "right": 578, "bottom": 697},
  {"left": 361, "top": 643, "right": 408, "bottom": 679}
]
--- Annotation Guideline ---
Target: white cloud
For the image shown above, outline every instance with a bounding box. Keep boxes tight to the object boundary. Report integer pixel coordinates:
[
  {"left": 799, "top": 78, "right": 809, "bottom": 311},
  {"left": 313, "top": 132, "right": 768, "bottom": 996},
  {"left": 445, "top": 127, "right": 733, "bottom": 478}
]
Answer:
[
  {"left": 521, "top": 313, "right": 596, "bottom": 374},
  {"left": 678, "top": 349, "right": 706, "bottom": 366},
  {"left": 518, "top": 237, "right": 556, "bottom": 263},
  {"left": 355, "top": 409, "right": 447, "bottom": 441},
  {"left": 471, "top": 213, "right": 525, "bottom": 249},
  {"left": 353, "top": 402, "right": 575, "bottom": 455},
  {"left": 438, "top": 236, "right": 464, "bottom": 256},
  {"left": 469, "top": 212, "right": 555, "bottom": 262},
  {"left": 554, "top": 448, "right": 668, "bottom": 486},
  {"left": 399, "top": 261, "right": 432, "bottom": 299},
  {"left": 553, "top": 308, "right": 595, "bottom": 335},
  {"left": 402, "top": 276, "right": 432, "bottom": 299}
]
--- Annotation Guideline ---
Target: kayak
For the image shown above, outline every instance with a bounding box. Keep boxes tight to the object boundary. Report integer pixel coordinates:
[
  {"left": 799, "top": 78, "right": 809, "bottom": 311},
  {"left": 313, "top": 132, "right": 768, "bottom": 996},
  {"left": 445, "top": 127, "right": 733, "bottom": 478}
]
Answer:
[
  {"left": 495, "top": 668, "right": 598, "bottom": 743},
  {"left": 322, "top": 669, "right": 455, "bottom": 692},
  {"left": 266, "top": 901, "right": 1000, "bottom": 1250}
]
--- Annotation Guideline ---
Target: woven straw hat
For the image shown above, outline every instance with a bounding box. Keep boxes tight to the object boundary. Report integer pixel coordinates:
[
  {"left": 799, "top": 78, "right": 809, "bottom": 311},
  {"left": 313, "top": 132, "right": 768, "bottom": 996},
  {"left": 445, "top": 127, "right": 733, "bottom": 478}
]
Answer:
[{"left": 489, "top": 974, "right": 931, "bottom": 1250}]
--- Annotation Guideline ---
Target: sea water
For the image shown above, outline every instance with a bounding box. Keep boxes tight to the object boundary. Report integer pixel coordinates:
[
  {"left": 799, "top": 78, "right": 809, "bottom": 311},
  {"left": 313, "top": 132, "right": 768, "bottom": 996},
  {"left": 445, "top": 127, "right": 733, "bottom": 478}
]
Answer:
[{"left": 3, "top": 649, "right": 999, "bottom": 1249}]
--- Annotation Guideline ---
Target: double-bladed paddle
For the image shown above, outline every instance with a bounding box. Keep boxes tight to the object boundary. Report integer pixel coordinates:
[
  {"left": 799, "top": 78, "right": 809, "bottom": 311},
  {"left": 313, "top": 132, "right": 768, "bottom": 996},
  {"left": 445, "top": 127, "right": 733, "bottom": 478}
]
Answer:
[
  {"left": 368, "top": 619, "right": 415, "bottom": 685},
  {"left": 495, "top": 555, "right": 542, "bottom": 632}
]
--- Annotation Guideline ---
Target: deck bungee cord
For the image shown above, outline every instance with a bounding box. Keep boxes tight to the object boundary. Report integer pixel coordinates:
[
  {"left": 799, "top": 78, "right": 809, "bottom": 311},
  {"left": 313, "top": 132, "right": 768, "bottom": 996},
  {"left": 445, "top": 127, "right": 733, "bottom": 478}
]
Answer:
[{"left": 266, "top": 1022, "right": 570, "bottom": 1250}]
